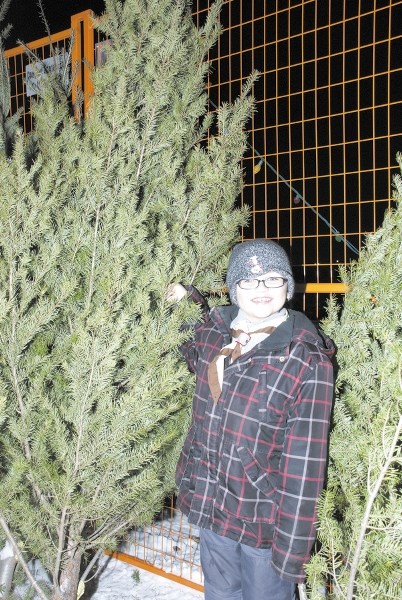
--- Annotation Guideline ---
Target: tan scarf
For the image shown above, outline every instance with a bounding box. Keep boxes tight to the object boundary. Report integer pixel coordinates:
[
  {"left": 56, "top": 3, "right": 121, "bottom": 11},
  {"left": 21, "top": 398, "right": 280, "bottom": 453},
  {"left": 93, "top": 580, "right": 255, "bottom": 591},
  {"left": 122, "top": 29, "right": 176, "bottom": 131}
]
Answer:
[
  {"left": 207, "top": 309, "right": 288, "bottom": 404},
  {"left": 208, "top": 325, "right": 276, "bottom": 404}
]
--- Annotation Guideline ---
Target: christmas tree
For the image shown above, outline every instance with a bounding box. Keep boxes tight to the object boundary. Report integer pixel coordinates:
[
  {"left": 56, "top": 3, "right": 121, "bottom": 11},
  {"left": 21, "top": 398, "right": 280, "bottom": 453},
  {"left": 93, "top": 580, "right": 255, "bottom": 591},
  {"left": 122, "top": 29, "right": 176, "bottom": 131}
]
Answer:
[
  {"left": 0, "top": 1, "right": 255, "bottom": 598},
  {"left": 306, "top": 158, "right": 402, "bottom": 599}
]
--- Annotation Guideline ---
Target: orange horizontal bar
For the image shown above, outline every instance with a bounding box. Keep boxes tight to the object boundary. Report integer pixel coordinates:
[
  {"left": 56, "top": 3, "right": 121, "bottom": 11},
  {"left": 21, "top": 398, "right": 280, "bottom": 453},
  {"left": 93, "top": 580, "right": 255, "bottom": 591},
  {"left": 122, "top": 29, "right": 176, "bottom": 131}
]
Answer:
[
  {"left": 104, "top": 550, "right": 204, "bottom": 593},
  {"left": 4, "top": 29, "right": 71, "bottom": 57},
  {"left": 296, "top": 283, "right": 350, "bottom": 294}
]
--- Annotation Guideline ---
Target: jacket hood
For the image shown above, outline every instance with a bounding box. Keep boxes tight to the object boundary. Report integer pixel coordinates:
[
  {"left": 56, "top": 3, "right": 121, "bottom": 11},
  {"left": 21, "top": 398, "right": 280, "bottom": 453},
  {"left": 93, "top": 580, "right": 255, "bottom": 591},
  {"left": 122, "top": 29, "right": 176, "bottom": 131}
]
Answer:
[{"left": 285, "top": 310, "right": 336, "bottom": 359}]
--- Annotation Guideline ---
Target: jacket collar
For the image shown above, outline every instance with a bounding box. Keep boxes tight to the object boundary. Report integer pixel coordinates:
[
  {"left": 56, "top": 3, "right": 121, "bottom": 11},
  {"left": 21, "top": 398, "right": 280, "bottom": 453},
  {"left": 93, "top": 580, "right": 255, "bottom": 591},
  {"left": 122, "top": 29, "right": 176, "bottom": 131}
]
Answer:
[{"left": 211, "top": 306, "right": 335, "bottom": 357}]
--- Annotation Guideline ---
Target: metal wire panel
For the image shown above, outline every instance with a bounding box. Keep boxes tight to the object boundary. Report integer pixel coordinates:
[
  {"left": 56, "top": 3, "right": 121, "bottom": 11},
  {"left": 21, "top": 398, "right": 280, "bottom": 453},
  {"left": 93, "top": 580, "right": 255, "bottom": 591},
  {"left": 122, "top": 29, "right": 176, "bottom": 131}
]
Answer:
[
  {"left": 5, "top": 11, "right": 96, "bottom": 128},
  {"left": 193, "top": 0, "right": 402, "bottom": 318},
  {"left": 114, "top": 497, "right": 204, "bottom": 591},
  {"left": 5, "top": 29, "right": 71, "bottom": 133}
]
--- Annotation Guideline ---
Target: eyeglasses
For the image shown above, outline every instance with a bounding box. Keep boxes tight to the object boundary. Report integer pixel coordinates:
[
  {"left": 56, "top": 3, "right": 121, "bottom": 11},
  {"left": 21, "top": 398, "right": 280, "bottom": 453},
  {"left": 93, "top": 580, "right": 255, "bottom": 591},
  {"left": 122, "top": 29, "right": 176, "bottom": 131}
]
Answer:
[{"left": 237, "top": 277, "right": 288, "bottom": 290}]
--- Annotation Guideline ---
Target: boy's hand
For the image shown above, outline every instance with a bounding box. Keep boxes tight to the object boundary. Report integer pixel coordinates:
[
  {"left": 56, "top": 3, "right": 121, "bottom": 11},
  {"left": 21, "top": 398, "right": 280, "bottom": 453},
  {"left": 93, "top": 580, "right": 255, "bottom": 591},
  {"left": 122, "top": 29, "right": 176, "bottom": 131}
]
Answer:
[{"left": 166, "top": 283, "right": 188, "bottom": 304}]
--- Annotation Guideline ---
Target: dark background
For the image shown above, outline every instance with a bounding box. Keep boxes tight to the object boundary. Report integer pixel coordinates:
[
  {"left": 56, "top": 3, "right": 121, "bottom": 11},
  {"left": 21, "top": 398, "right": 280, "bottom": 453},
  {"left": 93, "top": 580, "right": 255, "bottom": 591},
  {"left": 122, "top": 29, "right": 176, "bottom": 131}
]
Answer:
[{"left": 4, "top": 0, "right": 106, "bottom": 49}]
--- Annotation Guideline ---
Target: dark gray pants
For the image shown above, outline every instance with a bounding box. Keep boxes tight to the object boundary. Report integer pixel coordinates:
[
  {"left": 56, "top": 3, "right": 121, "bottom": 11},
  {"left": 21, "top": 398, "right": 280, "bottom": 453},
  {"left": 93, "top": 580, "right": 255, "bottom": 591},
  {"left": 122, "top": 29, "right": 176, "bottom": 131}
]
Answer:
[{"left": 200, "top": 528, "right": 296, "bottom": 600}]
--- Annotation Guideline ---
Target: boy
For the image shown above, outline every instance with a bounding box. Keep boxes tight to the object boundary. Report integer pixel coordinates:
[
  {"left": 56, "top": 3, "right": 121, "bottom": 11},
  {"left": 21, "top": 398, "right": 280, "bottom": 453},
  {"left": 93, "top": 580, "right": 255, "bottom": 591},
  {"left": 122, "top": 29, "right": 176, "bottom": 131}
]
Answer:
[{"left": 169, "top": 239, "right": 334, "bottom": 600}]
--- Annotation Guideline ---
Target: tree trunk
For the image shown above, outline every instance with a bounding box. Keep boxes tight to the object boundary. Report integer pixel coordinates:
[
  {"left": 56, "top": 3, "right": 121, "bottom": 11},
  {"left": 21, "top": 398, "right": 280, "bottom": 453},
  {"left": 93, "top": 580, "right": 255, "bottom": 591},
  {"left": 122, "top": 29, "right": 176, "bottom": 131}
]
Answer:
[
  {"left": 0, "top": 542, "right": 17, "bottom": 598},
  {"left": 54, "top": 548, "right": 83, "bottom": 600}
]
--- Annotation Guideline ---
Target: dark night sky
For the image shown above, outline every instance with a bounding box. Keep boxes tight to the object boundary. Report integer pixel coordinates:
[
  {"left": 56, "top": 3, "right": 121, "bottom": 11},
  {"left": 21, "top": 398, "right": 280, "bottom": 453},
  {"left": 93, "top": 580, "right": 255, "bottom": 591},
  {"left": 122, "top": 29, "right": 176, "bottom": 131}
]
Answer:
[{"left": 4, "top": 0, "right": 106, "bottom": 49}]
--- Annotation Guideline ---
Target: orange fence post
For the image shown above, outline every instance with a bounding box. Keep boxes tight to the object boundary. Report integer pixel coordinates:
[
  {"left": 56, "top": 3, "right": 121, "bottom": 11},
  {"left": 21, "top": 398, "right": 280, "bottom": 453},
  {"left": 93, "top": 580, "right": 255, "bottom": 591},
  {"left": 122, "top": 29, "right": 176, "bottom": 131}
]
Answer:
[{"left": 71, "top": 10, "right": 95, "bottom": 119}]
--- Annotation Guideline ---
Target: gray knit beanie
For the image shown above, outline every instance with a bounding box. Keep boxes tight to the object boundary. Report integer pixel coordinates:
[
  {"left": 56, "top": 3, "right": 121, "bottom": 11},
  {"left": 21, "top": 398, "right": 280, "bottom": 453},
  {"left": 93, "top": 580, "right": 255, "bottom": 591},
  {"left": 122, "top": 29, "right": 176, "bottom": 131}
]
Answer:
[{"left": 226, "top": 239, "right": 295, "bottom": 305}]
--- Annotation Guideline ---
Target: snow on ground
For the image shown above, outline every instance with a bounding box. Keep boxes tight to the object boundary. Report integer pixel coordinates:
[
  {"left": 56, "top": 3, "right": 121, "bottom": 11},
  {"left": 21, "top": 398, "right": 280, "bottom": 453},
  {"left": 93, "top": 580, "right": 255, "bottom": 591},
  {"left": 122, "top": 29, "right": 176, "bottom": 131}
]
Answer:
[
  {"left": 90, "top": 555, "right": 203, "bottom": 599},
  {"left": 90, "top": 509, "right": 204, "bottom": 599}
]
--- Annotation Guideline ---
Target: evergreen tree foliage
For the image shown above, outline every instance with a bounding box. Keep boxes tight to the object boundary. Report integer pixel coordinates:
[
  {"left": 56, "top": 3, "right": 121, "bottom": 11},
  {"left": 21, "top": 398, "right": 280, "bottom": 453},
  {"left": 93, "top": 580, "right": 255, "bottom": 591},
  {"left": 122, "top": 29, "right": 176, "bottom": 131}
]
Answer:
[
  {"left": 306, "top": 158, "right": 402, "bottom": 599},
  {"left": 0, "top": 1, "right": 255, "bottom": 598}
]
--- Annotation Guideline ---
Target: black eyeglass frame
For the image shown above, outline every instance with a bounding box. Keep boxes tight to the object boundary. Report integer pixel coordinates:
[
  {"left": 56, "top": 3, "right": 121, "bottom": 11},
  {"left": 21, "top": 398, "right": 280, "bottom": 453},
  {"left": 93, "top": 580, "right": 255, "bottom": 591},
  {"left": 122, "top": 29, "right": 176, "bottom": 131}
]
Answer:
[{"left": 237, "top": 277, "right": 288, "bottom": 290}]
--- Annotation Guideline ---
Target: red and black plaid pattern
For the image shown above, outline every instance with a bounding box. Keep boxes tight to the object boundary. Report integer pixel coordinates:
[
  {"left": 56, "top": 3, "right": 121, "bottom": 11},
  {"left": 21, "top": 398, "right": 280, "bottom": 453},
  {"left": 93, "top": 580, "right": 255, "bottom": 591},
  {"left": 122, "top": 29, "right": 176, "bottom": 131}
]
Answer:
[{"left": 176, "top": 306, "right": 334, "bottom": 583}]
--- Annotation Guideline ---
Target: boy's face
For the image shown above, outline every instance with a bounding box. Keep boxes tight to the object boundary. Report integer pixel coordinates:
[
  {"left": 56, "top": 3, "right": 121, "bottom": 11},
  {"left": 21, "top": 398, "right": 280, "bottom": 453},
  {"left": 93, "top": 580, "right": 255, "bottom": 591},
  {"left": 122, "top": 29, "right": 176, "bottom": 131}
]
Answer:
[{"left": 236, "top": 271, "right": 288, "bottom": 323}]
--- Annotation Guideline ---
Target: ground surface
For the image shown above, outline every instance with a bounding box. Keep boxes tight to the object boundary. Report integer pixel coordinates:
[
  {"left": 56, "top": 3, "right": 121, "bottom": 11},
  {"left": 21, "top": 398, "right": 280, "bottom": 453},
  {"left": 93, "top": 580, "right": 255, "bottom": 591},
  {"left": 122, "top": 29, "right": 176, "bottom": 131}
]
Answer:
[{"left": 90, "top": 555, "right": 203, "bottom": 600}]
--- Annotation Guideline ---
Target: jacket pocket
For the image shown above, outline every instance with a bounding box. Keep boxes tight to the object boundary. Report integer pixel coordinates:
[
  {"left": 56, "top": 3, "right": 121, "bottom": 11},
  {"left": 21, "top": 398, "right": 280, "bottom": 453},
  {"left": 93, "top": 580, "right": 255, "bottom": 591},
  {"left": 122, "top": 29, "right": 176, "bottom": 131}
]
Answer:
[
  {"left": 237, "top": 446, "right": 279, "bottom": 498},
  {"left": 215, "top": 443, "right": 277, "bottom": 523}
]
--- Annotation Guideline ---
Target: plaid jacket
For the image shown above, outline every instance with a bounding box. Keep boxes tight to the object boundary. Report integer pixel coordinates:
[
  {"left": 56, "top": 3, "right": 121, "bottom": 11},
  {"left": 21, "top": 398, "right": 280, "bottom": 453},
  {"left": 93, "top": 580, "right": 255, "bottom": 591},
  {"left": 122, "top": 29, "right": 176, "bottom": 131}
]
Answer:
[{"left": 176, "top": 302, "right": 335, "bottom": 583}]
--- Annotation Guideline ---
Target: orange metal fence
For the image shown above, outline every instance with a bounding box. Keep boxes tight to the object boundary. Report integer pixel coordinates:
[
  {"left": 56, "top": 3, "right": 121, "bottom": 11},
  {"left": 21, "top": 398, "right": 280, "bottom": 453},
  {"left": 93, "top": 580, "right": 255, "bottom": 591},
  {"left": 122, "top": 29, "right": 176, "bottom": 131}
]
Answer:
[
  {"left": 6, "top": 27, "right": 70, "bottom": 133},
  {"left": 106, "top": 497, "right": 204, "bottom": 592},
  {"left": 3, "top": 0, "right": 402, "bottom": 590},
  {"left": 194, "top": 0, "right": 402, "bottom": 318},
  {"left": 5, "top": 11, "right": 96, "bottom": 130}
]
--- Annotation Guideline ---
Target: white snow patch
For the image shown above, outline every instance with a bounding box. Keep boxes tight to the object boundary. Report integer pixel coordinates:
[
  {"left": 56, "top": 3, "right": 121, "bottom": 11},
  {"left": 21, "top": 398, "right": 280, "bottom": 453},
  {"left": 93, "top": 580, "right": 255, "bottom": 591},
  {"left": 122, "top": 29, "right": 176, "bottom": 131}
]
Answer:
[
  {"left": 91, "top": 555, "right": 203, "bottom": 599},
  {"left": 90, "top": 510, "right": 204, "bottom": 599}
]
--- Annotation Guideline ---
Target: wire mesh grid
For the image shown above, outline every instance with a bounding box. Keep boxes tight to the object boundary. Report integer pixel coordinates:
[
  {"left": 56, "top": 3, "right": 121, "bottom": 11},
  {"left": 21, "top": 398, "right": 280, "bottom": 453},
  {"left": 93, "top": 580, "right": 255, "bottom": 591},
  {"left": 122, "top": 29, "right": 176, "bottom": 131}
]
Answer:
[
  {"left": 117, "top": 497, "right": 203, "bottom": 588},
  {"left": 194, "top": 0, "right": 402, "bottom": 318},
  {"left": 5, "top": 30, "right": 71, "bottom": 133}
]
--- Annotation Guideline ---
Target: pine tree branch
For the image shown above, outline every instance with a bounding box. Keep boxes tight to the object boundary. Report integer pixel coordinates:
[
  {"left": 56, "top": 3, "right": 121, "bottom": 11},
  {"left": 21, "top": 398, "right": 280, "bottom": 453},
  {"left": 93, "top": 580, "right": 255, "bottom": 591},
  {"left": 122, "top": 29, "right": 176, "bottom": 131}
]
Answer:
[
  {"left": 0, "top": 514, "right": 49, "bottom": 600},
  {"left": 5, "top": 219, "right": 57, "bottom": 526},
  {"left": 87, "top": 206, "right": 101, "bottom": 310},
  {"left": 8, "top": 260, "right": 24, "bottom": 420},
  {"left": 330, "top": 537, "right": 346, "bottom": 600},
  {"left": 84, "top": 514, "right": 134, "bottom": 547},
  {"left": 182, "top": 207, "right": 191, "bottom": 229},
  {"left": 54, "top": 346, "right": 99, "bottom": 588},
  {"left": 87, "top": 120, "right": 116, "bottom": 309},
  {"left": 77, "top": 467, "right": 113, "bottom": 537},
  {"left": 78, "top": 548, "right": 104, "bottom": 586},
  {"left": 53, "top": 506, "right": 69, "bottom": 592},
  {"left": 136, "top": 107, "right": 156, "bottom": 181},
  {"left": 106, "top": 118, "right": 117, "bottom": 171},
  {"left": 74, "top": 343, "right": 97, "bottom": 477},
  {"left": 7, "top": 231, "right": 31, "bottom": 451},
  {"left": 79, "top": 464, "right": 114, "bottom": 535},
  {"left": 189, "top": 257, "right": 202, "bottom": 285},
  {"left": 346, "top": 411, "right": 402, "bottom": 600},
  {"left": 36, "top": 0, "right": 52, "bottom": 43},
  {"left": 8, "top": 258, "right": 48, "bottom": 508}
]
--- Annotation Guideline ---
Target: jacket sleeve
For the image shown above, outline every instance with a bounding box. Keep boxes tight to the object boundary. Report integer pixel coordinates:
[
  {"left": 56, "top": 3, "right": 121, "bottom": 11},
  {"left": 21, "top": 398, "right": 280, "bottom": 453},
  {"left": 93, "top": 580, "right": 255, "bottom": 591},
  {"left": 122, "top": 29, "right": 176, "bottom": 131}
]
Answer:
[
  {"left": 178, "top": 285, "right": 210, "bottom": 374},
  {"left": 271, "top": 345, "right": 334, "bottom": 583}
]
